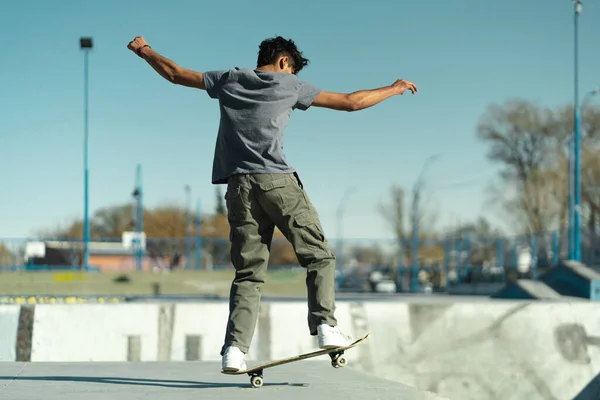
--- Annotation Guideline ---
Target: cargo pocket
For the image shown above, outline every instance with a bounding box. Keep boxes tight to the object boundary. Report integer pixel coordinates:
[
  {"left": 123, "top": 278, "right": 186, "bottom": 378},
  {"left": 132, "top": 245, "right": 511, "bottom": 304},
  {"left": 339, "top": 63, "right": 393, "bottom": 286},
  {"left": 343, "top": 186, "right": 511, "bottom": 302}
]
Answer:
[
  {"left": 257, "top": 177, "right": 290, "bottom": 212},
  {"left": 293, "top": 209, "right": 330, "bottom": 258},
  {"left": 257, "top": 178, "right": 288, "bottom": 192},
  {"left": 224, "top": 185, "right": 243, "bottom": 222}
]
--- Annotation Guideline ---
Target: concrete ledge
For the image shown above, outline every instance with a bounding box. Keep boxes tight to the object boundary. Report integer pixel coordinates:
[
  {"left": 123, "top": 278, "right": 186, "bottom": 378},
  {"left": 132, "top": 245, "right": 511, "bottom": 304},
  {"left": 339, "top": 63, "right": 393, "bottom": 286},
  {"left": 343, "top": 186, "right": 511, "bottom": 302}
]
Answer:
[
  {"left": 0, "top": 305, "right": 20, "bottom": 362},
  {"left": 5, "top": 299, "right": 600, "bottom": 399},
  {"left": 0, "top": 362, "right": 448, "bottom": 400}
]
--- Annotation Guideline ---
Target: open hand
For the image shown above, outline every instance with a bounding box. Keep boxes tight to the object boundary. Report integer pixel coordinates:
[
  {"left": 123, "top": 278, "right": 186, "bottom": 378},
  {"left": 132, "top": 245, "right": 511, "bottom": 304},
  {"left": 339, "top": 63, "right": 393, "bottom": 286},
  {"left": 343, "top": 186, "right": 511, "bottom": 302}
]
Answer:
[
  {"left": 127, "top": 36, "right": 150, "bottom": 56},
  {"left": 391, "top": 79, "right": 418, "bottom": 95}
]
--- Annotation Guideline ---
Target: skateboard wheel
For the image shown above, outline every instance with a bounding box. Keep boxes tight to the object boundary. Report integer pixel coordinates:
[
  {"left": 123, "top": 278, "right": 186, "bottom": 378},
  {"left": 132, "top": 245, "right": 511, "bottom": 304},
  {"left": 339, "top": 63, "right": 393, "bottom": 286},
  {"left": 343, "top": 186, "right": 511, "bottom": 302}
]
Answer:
[{"left": 250, "top": 375, "right": 263, "bottom": 388}]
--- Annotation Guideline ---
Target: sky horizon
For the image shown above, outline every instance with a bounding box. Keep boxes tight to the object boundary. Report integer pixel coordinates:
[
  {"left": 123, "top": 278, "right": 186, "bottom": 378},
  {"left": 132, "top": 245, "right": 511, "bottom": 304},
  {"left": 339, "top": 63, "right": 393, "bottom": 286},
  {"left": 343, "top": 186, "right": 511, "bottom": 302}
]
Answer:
[{"left": 2, "top": 0, "right": 600, "bottom": 242}]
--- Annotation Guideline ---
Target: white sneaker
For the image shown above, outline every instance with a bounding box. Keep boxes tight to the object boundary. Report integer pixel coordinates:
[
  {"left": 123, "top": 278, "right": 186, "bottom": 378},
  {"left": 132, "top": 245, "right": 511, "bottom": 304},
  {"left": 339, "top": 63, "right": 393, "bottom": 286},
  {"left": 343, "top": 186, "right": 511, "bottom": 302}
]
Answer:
[
  {"left": 221, "top": 346, "right": 247, "bottom": 372},
  {"left": 317, "top": 324, "right": 353, "bottom": 349}
]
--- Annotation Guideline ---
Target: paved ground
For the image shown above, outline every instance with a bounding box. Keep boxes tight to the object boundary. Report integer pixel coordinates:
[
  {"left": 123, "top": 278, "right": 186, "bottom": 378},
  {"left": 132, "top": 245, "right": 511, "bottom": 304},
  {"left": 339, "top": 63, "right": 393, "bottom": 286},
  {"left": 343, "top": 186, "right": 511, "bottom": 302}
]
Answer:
[{"left": 0, "top": 362, "right": 448, "bottom": 400}]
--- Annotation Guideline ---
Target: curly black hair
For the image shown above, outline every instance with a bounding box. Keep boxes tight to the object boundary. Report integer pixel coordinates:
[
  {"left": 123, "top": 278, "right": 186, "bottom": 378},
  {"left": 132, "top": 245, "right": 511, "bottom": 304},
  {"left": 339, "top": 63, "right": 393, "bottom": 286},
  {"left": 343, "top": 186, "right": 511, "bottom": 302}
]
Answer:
[{"left": 256, "top": 36, "right": 309, "bottom": 74}]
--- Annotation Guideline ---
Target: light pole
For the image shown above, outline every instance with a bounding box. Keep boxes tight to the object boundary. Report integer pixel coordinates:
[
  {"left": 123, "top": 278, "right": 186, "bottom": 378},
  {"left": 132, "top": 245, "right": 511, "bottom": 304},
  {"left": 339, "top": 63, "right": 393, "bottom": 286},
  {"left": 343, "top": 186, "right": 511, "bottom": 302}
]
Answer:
[
  {"left": 335, "top": 186, "right": 356, "bottom": 271},
  {"left": 569, "top": 0, "right": 583, "bottom": 261},
  {"left": 411, "top": 154, "right": 440, "bottom": 292},
  {"left": 132, "top": 164, "right": 143, "bottom": 271},
  {"left": 80, "top": 37, "right": 93, "bottom": 271},
  {"left": 195, "top": 199, "right": 202, "bottom": 270},
  {"left": 184, "top": 185, "right": 192, "bottom": 269}
]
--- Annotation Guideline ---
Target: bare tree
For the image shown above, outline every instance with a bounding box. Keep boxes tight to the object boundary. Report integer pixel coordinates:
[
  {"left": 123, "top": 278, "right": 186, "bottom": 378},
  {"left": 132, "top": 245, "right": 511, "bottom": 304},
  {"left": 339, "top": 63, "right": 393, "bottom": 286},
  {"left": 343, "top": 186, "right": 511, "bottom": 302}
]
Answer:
[
  {"left": 379, "top": 186, "right": 406, "bottom": 242},
  {"left": 477, "top": 99, "right": 559, "bottom": 234},
  {"left": 378, "top": 184, "right": 438, "bottom": 265}
]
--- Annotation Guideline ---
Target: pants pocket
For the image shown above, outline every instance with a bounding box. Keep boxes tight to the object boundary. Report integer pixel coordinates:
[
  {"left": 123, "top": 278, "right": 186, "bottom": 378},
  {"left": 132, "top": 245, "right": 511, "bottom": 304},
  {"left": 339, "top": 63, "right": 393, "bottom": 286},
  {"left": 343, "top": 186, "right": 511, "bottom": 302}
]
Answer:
[
  {"left": 293, "top": 209, "right": 330, "bottom": 258},
  {"left": 224, "top": 185, "right": 243, "bottom": 224}
]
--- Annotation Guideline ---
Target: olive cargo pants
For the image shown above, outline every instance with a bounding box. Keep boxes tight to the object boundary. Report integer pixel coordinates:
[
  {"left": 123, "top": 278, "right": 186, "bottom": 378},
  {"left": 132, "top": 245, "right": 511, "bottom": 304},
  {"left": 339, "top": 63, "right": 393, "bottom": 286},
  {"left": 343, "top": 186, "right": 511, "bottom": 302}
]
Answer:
[{"left": 220, "top": 172, "right": 338, "bottom": 355}]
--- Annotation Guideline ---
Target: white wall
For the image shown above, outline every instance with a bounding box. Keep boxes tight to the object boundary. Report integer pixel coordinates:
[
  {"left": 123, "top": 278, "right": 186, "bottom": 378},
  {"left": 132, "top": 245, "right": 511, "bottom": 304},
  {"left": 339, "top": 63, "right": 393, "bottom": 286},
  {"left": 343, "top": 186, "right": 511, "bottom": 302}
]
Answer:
[
  {"left": 170, "top": 303, "right": 260, "bottom": 361},
  {"left": 31, "top": 304, "right": 159, "bottom": 361},
  {"left": 0, "top": 305, "right": 20, "bottom": 362}
]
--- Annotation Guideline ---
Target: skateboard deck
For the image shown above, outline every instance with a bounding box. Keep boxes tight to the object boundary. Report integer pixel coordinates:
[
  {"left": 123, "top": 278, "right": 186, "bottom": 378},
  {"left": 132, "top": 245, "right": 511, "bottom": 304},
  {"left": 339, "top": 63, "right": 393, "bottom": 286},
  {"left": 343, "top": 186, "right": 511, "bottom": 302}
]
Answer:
[{"left": 221, "top": 332, "right": 371, "bottom": 388}]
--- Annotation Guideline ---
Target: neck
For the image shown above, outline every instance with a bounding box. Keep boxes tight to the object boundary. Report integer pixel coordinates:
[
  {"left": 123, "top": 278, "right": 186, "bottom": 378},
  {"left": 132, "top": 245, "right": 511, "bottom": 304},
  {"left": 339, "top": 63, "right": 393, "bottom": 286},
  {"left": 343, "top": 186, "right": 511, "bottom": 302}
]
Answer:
[{"left": 256, "top": 65, "right": 278, "bottom": 72}]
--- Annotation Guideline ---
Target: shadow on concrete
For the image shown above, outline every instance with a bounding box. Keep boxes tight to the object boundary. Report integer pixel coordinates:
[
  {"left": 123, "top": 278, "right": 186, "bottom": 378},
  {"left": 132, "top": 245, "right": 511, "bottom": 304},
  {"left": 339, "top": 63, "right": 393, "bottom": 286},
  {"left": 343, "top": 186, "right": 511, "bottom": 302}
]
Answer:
[
  {"left": 0, "top": 376, "right": 308, "bottom": 389},
  {"left": 572, "top": 372, "right": 600, "bottom": 400}
]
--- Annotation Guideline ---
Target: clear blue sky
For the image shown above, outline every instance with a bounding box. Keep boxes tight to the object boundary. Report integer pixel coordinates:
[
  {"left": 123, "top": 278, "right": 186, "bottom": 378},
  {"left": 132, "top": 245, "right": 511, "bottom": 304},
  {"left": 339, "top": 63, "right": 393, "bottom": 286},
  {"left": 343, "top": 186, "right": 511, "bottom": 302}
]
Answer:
[{"left": 1, "top": 0, "right": 599, "bottom": 241}]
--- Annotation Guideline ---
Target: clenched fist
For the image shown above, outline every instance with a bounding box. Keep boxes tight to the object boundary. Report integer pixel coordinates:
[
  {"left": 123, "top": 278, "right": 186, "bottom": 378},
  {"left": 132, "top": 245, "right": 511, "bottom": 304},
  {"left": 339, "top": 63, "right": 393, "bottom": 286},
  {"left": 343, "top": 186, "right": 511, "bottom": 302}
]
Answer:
[
  {"left": 127, "top": 36, "right": 150, "bottom": 57},
  {"left": 391, "top": 79, "right": 418, "bottom": 95}
]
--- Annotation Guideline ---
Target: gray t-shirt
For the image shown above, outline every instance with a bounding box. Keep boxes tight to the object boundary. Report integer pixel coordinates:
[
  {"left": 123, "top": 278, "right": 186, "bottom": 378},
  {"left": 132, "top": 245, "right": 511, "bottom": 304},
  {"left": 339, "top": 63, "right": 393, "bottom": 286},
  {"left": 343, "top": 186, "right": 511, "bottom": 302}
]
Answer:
[{"left": 203, "top": 67, "right": 322, "bottom": 184}]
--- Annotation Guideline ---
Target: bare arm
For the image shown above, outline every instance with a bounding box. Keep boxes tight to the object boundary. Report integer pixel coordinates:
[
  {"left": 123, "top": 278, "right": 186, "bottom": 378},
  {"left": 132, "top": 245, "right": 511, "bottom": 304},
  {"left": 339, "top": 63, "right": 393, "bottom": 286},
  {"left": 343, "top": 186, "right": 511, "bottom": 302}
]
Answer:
[
  {"left": 128, "top": 36, "right": 206, "bottom": 89},
  {"left": 312, "top": 80, "right": 417, "bottom": 112}
]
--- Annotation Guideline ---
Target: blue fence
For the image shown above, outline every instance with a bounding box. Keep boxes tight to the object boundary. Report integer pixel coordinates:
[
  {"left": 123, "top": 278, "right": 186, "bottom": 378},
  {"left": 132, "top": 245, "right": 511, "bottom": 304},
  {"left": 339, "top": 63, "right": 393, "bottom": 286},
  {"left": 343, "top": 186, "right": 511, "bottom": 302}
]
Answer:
[{"left": 1, "top": 228, "right": 599, "bottom": 292}]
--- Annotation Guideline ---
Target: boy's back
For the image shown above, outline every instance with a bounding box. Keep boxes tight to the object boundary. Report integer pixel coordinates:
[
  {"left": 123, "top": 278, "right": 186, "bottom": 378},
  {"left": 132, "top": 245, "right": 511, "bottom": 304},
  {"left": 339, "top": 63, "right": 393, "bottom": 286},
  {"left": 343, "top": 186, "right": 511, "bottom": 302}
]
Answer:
[{"left": 204, "top": 67, "right": 321, "bottom": 184}]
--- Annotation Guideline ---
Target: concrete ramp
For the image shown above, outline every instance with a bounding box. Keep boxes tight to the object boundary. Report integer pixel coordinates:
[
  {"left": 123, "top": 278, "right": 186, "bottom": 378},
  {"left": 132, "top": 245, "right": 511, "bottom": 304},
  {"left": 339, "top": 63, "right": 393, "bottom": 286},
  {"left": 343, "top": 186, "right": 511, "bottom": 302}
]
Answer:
[
  {"left": 0, "top": 361, "right": 448, "bottom": 400},
  {"left": 490, "top": 279, "right": 583, "bottom": 300},
  {"left": 0, "top": 305, "right": 20, "bottom": 361},
  {"left": 6, "top": 299, "right": 599, "bottom": 399}
]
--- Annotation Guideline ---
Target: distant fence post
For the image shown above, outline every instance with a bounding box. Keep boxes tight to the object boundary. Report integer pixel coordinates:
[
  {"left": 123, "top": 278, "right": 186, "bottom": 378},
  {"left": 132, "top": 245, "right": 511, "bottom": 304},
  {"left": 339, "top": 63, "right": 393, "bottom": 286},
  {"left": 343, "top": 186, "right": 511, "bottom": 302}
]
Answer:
[
  {"left": 444, "top": 237, "right": 450, "bottom": 290},
  {"left": 195, "top": 200, "right": 202, "bottom": 270},
  {"left": 531, "top": 234, "right": 537, "bottom": 279},
  {"left": 396, "top": 239, "right": 403, "bottom": 292},
  {"left": 453, "top": 237, "right": 461, "bottom": 284},
  {"left": 513, "top": 236, "right": 519, "bottom": 271},
  {"left": 464, "top": 234, "right": 471, "bottom": 280},
  {"left": 496, "top": 238, "right": 503, "bottom": 270},
  {"left": 552, "top": 231, "right": 559, "bottom": 266},
  {"left": 410, "top": 236, "right": 420, "bottom": 293}
]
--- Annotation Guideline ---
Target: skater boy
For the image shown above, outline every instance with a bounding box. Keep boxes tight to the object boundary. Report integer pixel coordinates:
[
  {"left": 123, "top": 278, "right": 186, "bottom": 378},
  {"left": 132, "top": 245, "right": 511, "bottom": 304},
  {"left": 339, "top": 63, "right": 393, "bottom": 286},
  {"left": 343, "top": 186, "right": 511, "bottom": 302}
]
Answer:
[{"left": 127, "top": 35, "right": 417, "bottom": 371}]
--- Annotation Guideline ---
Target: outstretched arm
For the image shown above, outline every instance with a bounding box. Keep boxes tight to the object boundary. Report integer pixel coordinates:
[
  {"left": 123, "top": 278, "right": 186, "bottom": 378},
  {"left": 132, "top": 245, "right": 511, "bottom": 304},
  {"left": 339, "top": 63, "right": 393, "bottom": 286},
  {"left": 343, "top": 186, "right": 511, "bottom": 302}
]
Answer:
[
  {"left": 312, "top": 79, "right": 417, "bottom": 112},
  {"left": 127, "top": 36, "right": 206, "bottom": 90}
]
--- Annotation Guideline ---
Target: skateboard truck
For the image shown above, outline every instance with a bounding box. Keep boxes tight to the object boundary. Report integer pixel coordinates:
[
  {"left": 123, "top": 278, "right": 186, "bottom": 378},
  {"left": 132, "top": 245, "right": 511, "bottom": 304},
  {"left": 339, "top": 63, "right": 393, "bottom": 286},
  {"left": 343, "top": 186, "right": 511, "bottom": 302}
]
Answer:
[
  {"left": 328, "top": 350, "right": 347, "bottom": 368},
  {"left": 248, "top": 370, "right": 264, "bottom": 388}
]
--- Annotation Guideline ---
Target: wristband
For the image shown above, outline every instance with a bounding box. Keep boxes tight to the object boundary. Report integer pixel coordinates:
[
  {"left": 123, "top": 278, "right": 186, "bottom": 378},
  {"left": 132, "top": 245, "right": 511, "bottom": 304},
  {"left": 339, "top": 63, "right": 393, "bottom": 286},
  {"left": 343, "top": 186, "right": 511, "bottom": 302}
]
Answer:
[{"left": 136, "top": 45, "right": 150, "bottom": 57}]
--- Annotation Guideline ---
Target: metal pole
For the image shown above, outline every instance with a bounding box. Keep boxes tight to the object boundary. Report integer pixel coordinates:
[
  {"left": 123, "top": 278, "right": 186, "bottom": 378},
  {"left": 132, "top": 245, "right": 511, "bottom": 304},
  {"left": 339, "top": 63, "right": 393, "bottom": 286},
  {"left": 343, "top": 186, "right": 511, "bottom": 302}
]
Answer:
[
  {"left": 573, "top": 0, "right": 582, "bottom": 261},
  {"left": 195, "top": 199, "right": 202, "bottom": 270},
  {"left": 136, "top": 164, "right": 143, "bottom": 271},
  {"left": 569, "top": 132, "right": 575, "bottom": 259},
  {"left": 80, "top": 37, "right": 93, "bottom": 270},
  {"left": 83, "top": 49, "right": 89, "bottom": 271},
  {"left": 185, "top": 185, "right": 191, "bottom": 269}
]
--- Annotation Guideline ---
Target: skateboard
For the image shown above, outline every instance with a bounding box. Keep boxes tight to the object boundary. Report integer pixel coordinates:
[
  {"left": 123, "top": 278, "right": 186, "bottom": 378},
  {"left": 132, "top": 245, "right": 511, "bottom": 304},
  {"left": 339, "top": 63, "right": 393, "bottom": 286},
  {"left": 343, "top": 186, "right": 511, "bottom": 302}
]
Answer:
[{"left": 221, "top": 332, "right": 371, "bottom": 388}]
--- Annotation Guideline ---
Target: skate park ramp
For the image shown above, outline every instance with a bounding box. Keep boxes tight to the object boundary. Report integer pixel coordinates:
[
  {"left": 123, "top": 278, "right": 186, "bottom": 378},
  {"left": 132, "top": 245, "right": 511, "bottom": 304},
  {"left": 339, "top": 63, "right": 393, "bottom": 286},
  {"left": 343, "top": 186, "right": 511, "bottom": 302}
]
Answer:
[
  {"left": 2, "top": 298, "right": 600, "bottom": 399},
  {"left": 0, "top": 361, "right": 447, "bottom": 400},
  {"left": 257, "top": 298, "right": 600, "bottom": 399}
]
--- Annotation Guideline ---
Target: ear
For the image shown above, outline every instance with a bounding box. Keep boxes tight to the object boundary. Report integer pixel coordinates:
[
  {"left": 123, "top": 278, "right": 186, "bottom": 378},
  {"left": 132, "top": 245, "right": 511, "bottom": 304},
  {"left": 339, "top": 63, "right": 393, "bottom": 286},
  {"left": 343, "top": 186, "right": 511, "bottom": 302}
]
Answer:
[{"left": 279, "top": 56, "right": 289, "bottom": 70}]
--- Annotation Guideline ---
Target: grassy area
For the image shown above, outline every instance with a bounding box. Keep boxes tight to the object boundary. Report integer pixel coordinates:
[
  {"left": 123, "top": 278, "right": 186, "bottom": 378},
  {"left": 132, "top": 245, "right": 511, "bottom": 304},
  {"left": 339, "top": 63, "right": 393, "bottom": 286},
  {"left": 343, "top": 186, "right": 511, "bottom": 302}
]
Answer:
[{"left": 0, "top": 269, "right": 308, "bottom": 297}]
